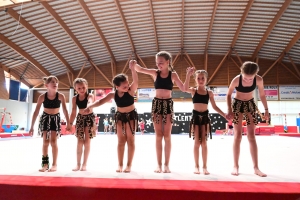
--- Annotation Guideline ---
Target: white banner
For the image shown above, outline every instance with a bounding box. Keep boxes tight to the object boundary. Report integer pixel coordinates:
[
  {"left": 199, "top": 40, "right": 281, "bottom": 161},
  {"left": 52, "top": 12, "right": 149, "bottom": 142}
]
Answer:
[
  {"left": 209, "top": 87, "right": 236, "bottom": 101},
  {"left": 279, "top": 85, "right": 300, "bottom": 100},
  {"left": 209, "top": 86, "right": 228, "bottom": 101},
  {"left": 137, "top": 88, "right": 156, "bottom": 102}
]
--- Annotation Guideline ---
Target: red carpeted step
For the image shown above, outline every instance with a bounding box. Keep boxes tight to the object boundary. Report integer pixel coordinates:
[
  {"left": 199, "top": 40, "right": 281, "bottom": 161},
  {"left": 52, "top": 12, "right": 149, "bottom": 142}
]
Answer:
[{"left": 0, "top": 175, "right": 300, "bottom": 200}]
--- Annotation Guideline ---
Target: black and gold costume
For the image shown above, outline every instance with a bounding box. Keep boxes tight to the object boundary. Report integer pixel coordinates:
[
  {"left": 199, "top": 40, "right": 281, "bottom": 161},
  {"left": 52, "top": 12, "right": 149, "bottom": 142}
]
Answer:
[
  {"left": 151, "top": 97, "right": 174, "bottom": 124},
  {"left": 189, "top": 110, "right": 212, "bottom": 142},
  {"left": 114, "top": 109, "right": 138, "bottom": 135},
  {"left": 75, "top": 113, "right": 96, "bottom": 140},
  {"left": 231, "top": 98, "right": 263, "bottom": 125},
  {"left": 38, "top": 112, "right": 61, "bottom": 140}
]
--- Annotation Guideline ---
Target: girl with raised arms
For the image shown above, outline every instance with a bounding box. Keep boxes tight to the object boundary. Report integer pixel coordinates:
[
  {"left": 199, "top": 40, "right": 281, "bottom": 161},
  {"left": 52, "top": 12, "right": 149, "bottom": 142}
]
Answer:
[
  {"left": 184, "top": 67, "right": 226, "bottom": 175},
  {"left": 84, "top": 61, "right": 138, "bottom": 173},
  {"left": 134, "top": 51, "right": 186, "bottom": 173}
]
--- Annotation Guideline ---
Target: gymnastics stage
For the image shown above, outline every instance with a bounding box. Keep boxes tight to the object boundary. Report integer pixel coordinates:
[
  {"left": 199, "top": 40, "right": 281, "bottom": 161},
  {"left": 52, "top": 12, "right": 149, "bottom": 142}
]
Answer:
[{"left": 0, "top": 134, "right": 299, "bottom": 200}]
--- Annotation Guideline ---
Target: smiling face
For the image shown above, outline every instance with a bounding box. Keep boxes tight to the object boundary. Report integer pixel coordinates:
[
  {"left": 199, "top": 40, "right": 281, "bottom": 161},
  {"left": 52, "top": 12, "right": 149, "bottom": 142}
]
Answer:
[
  {"left": 116, "top": 79, "right": 129, "bottom": 92},
  {"left": 75, "top": 82, "right": 88, "bottom": 95},
  {"left": 156, "top": 56, "right": 169, "bottom": 71}
]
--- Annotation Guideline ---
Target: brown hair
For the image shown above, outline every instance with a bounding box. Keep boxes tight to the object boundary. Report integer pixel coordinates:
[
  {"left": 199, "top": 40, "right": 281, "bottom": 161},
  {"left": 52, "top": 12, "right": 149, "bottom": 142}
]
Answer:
[
  {"left": 73, "top": 78, "right": 88, "bottom": 88},
  {"left": 193, "top": 70, "right": 208, "bottom": 79},
  {"left": 241, "top": 61, "right": 259, "bottom": 75},
  {"left": 112, "top": 73, "right": 128, "bottom": 90},
  {"left": 43, "top": 76, "right": 58, "bottom": 84},
  {"left": 156, "top": 51, "right": 174, "bottom": 72}
]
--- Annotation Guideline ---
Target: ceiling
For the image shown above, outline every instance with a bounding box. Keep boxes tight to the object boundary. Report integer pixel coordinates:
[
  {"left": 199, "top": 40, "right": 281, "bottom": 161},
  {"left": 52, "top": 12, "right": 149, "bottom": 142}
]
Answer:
[{"left": 0, "top": 0, "right": 300, "bottom": 87}]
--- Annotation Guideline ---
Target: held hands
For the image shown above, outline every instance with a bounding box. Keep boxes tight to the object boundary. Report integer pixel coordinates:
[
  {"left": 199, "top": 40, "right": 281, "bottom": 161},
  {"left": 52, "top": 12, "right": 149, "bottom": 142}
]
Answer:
[
  {"left": 225, "top": 111, "right": 233, "bottom": 121},
  {"left": 66, "top": 124, "right": 72, "bottom": 132},
  {"left": 129, "top": 60, "right": 137, "bottom": 70},
  {"left": 186, "top": 67, "right": 195, "bottom": 76}
]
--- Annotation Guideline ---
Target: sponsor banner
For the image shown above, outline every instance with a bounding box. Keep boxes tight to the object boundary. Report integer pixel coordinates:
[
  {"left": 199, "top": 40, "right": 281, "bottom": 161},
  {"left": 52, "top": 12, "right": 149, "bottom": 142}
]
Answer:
[
  {"left": 137, "top": 88, "right": 156, "bottom": 102},
  {"left": 279, "top": 85, "right": 300, "bottom": 100},
  {"left": 209, "top": 87, "right": 236, "bottom": 101},
  {"left": 95, "top": 88, "right": 113, "bottom": 102},
  {"left": 209, "top": 86, "right": 228, "bottom": 101},
  {"left": 258, "top": 86, "right": 278, "bottom": 101}
]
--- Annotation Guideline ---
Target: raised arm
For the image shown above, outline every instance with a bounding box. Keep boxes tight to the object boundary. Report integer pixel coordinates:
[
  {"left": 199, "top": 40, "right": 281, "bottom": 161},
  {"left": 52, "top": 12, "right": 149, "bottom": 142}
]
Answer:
[
  {"left": 209, "top": 90, "right": 226, "bottom": 118},
  {"left": 134, "top": 61, "right": 157, "bottom": 77},
  {"left": 256, "top": 75, "right": 269, "bottom": 121},
  {"left": 29, "top": 94, "right": 44, "bottom": 136},
  {"left": 129, "top": 60, "right": 138, "bottom": 95},
  {"left": 183, "top": 67, "right": 195, "bottom": 94},
  {"left": 84, "top": 92, "right": 115, "bottom": 113}
]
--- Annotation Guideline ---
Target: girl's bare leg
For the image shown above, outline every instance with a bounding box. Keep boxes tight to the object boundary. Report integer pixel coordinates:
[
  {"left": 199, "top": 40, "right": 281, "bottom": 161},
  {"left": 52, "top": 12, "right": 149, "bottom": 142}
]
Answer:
[
  {"left": 200, "top": 125, "right": 209, "bottom": 175},
  {"left": 246, "top": 114, "right": 267, "bottom": 177},
  {"left": 81, "top": 127, "right": 91, "bottom": 171},
  {"left": 153, "top": 114, "right": 163, "bottom": 173},
  {"left": 39, "top": 131, "right": 50, "bottom": 172},
  {"left": 232, "top": 114, "right": 243, "bottom": 176},
  {"left": 193, "top": 125, "right": 201, "bottom": 174},
  {"left": 116, "top": 121, "right": 126, "bottom": 172},
  {"left": 162, "top": 114, "right": 172, "bottom": 173},
  {"left": 73, "top": 137, "right": 83, "bottom": 171},
  {"left": 49, "top": 131, "right": 58, "bottom": 172},
  {"left": 123, "top": 121, "right": 135, "bottom": 173}
]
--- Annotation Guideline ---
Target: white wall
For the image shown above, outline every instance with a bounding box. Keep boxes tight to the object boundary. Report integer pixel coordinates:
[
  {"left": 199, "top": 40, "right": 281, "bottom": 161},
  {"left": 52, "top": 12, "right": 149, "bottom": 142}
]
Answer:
[{"left": 2, "top": 99, "right": 299, "bottom": 132}]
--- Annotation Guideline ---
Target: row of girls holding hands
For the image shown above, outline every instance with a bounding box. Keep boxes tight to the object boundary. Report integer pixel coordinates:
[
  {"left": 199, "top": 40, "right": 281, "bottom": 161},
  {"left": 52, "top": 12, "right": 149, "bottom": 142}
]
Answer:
[{"left": 29, "top": 50, "right": 268, "bottom": 177}]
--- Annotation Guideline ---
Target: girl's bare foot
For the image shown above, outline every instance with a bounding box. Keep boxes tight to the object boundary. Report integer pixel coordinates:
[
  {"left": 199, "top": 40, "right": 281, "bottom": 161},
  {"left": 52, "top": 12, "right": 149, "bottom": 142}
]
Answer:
[
  {"left": 231, "top": 167, "right": 239, "bottom": 176},
  {"left": 203, "top": 168, "right": 210, "bottom": 175},
  {"left": 254, "top": 168, "right": 267, "bottom": 177},
  {"left": 80, "top": 165, "right": 87, "bottom": 171},
  {"left": 194, "top": 167, "right": 200, "bottom": 174},
  {"left": 39, "top": 164, "right": 49, "bottom": 172},
  {"left": 72, "top": 165, "right": 80, "bottom": 171},
  {"left": 49, "top": 165, "right": 57, "bottom": 172},
  {"left": 154, "top": 166, "right": 162, "bottom": 173},
  {"left": 163, "top": 165, "right": 171, "bottom": 173},
  {"left": 116, "top": 166, "right": 123, "bottom": 173},
  {"left": 123, "top": 166, "right": 131, "bottom": 173}
]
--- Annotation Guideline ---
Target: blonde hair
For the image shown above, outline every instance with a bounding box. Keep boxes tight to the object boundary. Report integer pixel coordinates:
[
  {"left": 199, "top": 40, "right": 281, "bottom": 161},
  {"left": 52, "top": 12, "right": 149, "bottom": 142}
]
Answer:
[
  {"left": 193, "top": 70, "right": 208, "bottom": 79},
  {"left": 156, "top": 51, "right": 174, "bottom": 72},
  {"left": 43, "top": 76, "right": 58, "bottom": 84},
  {"left": 241, "top": 61, "right": 259, "bottom": 75},
  {"left": 73, "top": 78, "right": 88, "bottom": 88}
]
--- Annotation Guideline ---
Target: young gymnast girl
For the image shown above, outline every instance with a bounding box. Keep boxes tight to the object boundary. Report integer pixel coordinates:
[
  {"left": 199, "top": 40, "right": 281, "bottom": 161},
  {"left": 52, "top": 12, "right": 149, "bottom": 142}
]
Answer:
[
  {"left": 226, "top": 61, "right": 269, "bottom": 177},
  {"left": 84, "top": 61, "right": 138, "bottom": 173},
  {"left": 29, "top": 76, "right": 71, "bottom": 172},
  {"left": 69, "top": 78, "right": 95, "bottom": 171},
  {"left": 184, "top": 67, "right": 227, "bottom": 175},
  {"left": 134, "top": 51, "right": 186, "bottom": 173}
]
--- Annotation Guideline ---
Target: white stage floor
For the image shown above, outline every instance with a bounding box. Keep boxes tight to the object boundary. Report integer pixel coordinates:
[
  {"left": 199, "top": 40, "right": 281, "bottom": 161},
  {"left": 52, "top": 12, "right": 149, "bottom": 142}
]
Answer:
[{"left": 0, "top": 134, "right": 299, "bottom": 183}]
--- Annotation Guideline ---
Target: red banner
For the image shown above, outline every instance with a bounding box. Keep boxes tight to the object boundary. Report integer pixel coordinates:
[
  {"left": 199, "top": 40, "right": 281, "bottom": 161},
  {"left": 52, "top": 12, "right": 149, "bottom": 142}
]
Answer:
[{"left": 95, "top": 89, "right": 113, "bottom": 102}]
